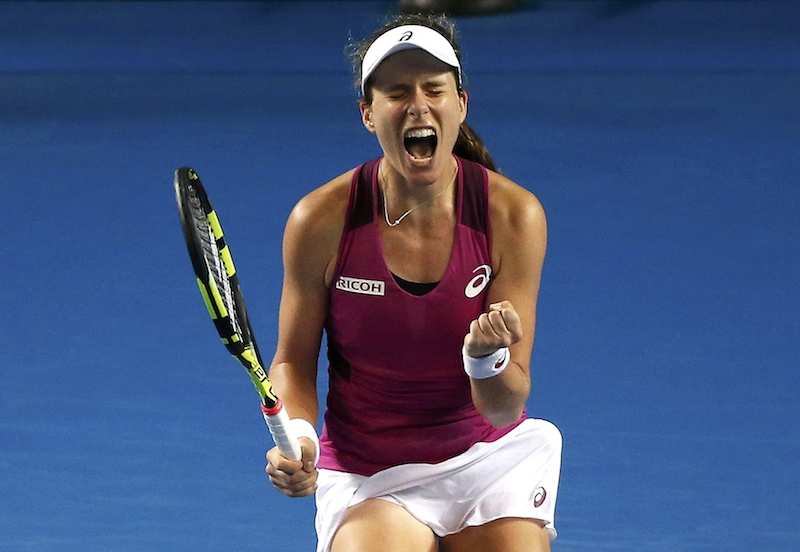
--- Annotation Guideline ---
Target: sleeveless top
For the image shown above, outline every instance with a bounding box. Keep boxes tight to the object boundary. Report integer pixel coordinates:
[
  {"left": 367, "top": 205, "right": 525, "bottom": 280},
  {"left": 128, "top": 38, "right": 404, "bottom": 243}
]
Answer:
[{"left": 318, "top": 155, "right": 524, "bottom": 476}]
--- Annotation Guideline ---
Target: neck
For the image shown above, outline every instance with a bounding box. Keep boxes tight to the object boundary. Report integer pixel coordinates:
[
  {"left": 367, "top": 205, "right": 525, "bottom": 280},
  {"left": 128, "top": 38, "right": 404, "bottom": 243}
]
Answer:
[{"left": 379, "top": 158, "right": 458, "bottom": 227}]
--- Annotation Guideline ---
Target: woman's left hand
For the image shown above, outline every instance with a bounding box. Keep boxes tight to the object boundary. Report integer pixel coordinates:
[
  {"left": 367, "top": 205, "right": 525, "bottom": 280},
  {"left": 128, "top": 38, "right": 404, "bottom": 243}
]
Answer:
[{"left": 463, "top": 300, "right": 523, "bottom": 358}]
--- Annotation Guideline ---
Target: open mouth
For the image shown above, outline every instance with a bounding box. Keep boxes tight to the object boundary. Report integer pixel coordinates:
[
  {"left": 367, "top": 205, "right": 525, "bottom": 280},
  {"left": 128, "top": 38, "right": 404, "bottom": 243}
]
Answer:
[{"left": 404, "top": 128, "right": 437, "bottom": 160}]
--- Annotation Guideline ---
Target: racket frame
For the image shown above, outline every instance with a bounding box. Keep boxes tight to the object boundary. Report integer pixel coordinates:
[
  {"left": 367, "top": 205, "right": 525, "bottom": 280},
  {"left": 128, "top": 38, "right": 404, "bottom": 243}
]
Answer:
[{"left": 174, "top": 167, "right": 301, "bottom": 460}]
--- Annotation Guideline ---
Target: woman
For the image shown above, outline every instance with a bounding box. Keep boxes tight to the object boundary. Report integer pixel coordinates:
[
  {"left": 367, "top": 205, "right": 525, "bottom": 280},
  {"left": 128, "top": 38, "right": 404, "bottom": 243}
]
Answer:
[{"left": 266, "top": 14, "right": 561, "bottom": 552}]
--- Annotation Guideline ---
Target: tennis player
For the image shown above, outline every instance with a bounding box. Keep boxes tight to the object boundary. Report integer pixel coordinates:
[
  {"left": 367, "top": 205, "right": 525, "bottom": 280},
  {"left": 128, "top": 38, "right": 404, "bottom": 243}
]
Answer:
[{"left": 266, "top": 13, "right": 562, "bottom": 552}]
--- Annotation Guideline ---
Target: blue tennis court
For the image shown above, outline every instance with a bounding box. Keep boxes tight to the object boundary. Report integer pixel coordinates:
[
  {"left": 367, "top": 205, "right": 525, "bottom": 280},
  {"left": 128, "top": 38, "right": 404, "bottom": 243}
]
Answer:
[{"left": 1, "top": 1, "right": 798, "bottom": 550}]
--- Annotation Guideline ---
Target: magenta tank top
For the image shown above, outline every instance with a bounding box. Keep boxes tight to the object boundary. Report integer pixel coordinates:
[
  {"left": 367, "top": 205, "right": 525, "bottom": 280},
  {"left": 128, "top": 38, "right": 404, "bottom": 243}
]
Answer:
[{"left": 318, "top": 156, "right": 524, "bottom": 476}]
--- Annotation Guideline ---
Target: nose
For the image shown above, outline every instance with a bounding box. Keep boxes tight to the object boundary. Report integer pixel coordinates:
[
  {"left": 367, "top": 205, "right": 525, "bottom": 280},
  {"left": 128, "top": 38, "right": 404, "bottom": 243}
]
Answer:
[{"left": 407, "top": 87, "right": 429, "bottom": 118}]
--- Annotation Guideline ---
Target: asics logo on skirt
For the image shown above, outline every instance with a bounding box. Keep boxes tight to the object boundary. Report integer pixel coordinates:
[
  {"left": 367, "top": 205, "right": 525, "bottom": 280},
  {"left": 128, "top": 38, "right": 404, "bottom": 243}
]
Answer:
[
  {"left": 534, "top": 486, "right": 547, "bottom": 507},
  {"left": 464, "top": 264, "right": 492, "bottom": 298}
]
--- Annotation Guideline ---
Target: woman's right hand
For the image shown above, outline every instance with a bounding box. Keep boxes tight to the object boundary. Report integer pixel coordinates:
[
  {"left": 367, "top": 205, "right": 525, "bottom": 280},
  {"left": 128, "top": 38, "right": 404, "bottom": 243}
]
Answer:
[{"left": 265, "top": 439, "right": 319, "bottom": 497}]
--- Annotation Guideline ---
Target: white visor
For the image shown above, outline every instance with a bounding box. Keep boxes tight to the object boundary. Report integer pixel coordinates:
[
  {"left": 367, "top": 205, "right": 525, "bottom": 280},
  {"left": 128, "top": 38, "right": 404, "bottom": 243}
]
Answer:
[{"left": 361, "top": 24, "right": 461, "bottom": 94}]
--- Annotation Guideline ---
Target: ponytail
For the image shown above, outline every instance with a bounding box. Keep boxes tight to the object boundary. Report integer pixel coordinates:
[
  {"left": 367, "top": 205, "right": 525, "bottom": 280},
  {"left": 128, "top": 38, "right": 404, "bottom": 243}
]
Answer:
[{"left": 454, "top": 122, "right": 496, "bottom": 172}]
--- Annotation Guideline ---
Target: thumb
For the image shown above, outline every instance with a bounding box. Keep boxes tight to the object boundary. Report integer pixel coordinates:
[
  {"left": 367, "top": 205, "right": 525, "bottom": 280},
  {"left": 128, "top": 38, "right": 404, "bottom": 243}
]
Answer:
[{"left": 299, "top": 437, "right": 318, "bottom": 473}]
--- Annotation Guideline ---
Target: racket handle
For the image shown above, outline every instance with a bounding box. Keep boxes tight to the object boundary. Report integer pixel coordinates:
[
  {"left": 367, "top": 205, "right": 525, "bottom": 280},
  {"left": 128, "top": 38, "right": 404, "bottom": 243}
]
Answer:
[{"left": 262, "top": 402, "right": 302, "bottom": 461}]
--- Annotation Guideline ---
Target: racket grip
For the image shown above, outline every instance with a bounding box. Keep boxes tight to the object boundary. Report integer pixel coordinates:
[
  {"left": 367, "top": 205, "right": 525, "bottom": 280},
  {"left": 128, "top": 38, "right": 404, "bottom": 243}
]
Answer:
[{"left": 262, "top": 402, "right": 302, "bottom": 461}]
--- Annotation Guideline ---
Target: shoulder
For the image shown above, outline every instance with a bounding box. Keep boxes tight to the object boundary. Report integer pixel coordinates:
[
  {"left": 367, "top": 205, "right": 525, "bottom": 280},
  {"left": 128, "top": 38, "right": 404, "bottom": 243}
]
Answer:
[
  {"left": 286, "top": 169, "right": 354, "bottom": 239},
  {"left": 486, "top": 170, "right": 546, "bottom": 239},
  {"left": 485, "top": 170, "right": 547, "bottom": 280},
  {"left": 285, "top": 169, "right": 355, "bottom": 240},
  {"left": 282, "top": 169, "right": 355, "bottom": 286}
]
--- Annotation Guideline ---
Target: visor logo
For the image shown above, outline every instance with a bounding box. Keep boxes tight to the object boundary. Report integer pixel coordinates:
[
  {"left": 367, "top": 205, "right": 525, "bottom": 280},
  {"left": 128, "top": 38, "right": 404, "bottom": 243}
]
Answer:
[{"left": 399, "top": 30, "right": 413, "bottom": 42}]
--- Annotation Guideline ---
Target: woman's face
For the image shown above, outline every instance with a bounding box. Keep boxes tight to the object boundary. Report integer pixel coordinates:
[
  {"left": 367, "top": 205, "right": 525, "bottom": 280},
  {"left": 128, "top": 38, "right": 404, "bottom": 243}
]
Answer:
[{"left": 360, "top": 49, "right": 467, "bottom": 185}]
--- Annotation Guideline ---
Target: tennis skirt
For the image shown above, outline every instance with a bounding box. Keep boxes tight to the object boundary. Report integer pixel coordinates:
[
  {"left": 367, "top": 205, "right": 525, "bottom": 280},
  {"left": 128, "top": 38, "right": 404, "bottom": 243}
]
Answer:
[{"left": 314, "top": 418, "right": 562, "bottom": 552}]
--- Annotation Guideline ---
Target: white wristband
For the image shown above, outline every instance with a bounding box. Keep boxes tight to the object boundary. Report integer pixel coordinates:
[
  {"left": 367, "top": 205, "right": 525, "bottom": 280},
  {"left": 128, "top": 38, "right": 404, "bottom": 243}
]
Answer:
[
  {"left": 462, "top": 346, "right": 510, "bottom": 380},
  {"left": 288, "top": 418, "right": 320, "bottom": 466}
]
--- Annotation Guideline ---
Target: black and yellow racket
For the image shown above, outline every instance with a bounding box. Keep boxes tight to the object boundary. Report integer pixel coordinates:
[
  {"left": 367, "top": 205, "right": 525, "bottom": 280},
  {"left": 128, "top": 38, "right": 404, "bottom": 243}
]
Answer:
[{"left": 174, "top": 166, "right": 300, "bottom": 460}]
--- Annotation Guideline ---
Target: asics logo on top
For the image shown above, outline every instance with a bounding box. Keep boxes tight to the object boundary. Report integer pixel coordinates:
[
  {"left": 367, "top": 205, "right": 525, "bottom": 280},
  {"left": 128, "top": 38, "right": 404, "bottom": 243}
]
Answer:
[
  {"left": 464, "top": 264, "right": 492, "bottom": 298},
  {"left": 336, "top": 276, "right": 386, "bottom": 296}
]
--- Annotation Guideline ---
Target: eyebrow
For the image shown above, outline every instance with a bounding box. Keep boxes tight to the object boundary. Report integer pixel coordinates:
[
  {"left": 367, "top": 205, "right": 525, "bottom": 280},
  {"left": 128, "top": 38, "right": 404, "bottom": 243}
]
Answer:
[{"left": 379, "top": 74, "right": 451, "bottom": 92}]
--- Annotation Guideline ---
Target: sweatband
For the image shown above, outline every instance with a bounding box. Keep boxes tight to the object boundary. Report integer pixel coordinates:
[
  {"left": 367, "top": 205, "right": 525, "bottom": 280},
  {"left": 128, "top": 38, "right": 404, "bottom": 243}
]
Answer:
[
  {"left": 289, "top": 418, "right": 320, "bottom": 466},
  {"left": 462, "top": 346, "right": 510, "bottom": 380}
]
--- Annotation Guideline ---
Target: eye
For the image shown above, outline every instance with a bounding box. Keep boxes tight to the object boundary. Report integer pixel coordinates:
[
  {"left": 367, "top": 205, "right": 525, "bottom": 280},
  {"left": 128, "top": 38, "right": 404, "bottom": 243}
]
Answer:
[
  {"left": 423, "top": 82, "right": 448, "bottom": 96},
  {"left": 380, "top": 87, "right": 407, "bottom": 101}
]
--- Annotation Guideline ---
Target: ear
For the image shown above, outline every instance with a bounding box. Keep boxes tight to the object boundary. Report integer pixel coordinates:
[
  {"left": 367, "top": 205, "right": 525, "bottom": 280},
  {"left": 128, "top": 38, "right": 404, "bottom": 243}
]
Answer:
[
  {"left": 459, "top": 90, "right": 468, "bottom": 125},
  {"left": 359, "top": 100, "right": 376, "bottom": 134}
]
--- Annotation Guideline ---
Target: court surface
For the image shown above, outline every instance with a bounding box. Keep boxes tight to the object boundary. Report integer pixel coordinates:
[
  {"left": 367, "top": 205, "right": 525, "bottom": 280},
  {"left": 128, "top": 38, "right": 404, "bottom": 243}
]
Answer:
[{"left": 1, "top": 1, "right": 798, "bottom": 550}]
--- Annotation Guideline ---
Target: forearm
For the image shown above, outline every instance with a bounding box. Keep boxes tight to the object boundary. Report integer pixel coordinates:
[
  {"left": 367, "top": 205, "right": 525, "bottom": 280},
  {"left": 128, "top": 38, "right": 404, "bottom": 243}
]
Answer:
[
  {"left": 265, "top": 360, "right": 320, "bottom": 497},
  {"left": 462, "top": 299, "right": 533, "bottom": 428},
  {"left": 468, "top": 360, "right": 530, "bottom": 428},
  {"left": 270, "top": 361, "right": 319, "bottom": 426}
]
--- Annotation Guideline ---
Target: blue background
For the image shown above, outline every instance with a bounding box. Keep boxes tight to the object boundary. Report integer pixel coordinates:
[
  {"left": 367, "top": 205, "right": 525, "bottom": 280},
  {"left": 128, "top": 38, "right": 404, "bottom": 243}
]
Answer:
[{"left": 1, "top": 1, "right": 798, "bottom": 550}]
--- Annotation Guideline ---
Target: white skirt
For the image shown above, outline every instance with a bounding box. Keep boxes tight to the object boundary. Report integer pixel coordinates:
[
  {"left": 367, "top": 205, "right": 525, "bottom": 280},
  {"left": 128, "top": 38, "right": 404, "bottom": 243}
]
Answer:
[{"left": 314, "top": 418, "right": 562, "bottom": 552}]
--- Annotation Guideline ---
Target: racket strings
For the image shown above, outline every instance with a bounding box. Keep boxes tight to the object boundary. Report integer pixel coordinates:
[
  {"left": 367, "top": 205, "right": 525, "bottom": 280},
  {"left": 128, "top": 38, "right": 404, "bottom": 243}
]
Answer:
[{"left": 187, "top": 188, "right": 242, "bottom": 336}]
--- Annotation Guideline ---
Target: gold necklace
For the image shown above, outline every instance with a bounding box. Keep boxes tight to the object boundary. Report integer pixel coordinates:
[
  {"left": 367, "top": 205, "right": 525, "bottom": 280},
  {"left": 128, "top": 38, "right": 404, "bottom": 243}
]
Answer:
[{"left": 380, "top": 167, "right": 456, "bottom": 228}]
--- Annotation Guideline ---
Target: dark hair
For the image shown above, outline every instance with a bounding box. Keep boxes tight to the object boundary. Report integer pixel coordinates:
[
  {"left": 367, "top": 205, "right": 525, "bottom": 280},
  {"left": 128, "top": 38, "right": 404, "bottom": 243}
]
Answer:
[{"left": 347, "top": 14, "right": 496, "bottom": 172}]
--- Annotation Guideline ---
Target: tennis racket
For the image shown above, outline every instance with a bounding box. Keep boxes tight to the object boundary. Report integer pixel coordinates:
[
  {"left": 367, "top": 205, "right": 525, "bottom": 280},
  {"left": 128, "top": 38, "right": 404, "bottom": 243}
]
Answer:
[{"left": 174, "top": 166, "right": 301, "bottom": 460}]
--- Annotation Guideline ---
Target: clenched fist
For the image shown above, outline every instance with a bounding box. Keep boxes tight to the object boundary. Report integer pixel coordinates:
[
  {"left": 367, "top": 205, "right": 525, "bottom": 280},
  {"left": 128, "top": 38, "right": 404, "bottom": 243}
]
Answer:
[{"left": 463, "top": 301, "right": 523, "bottom": 358}]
